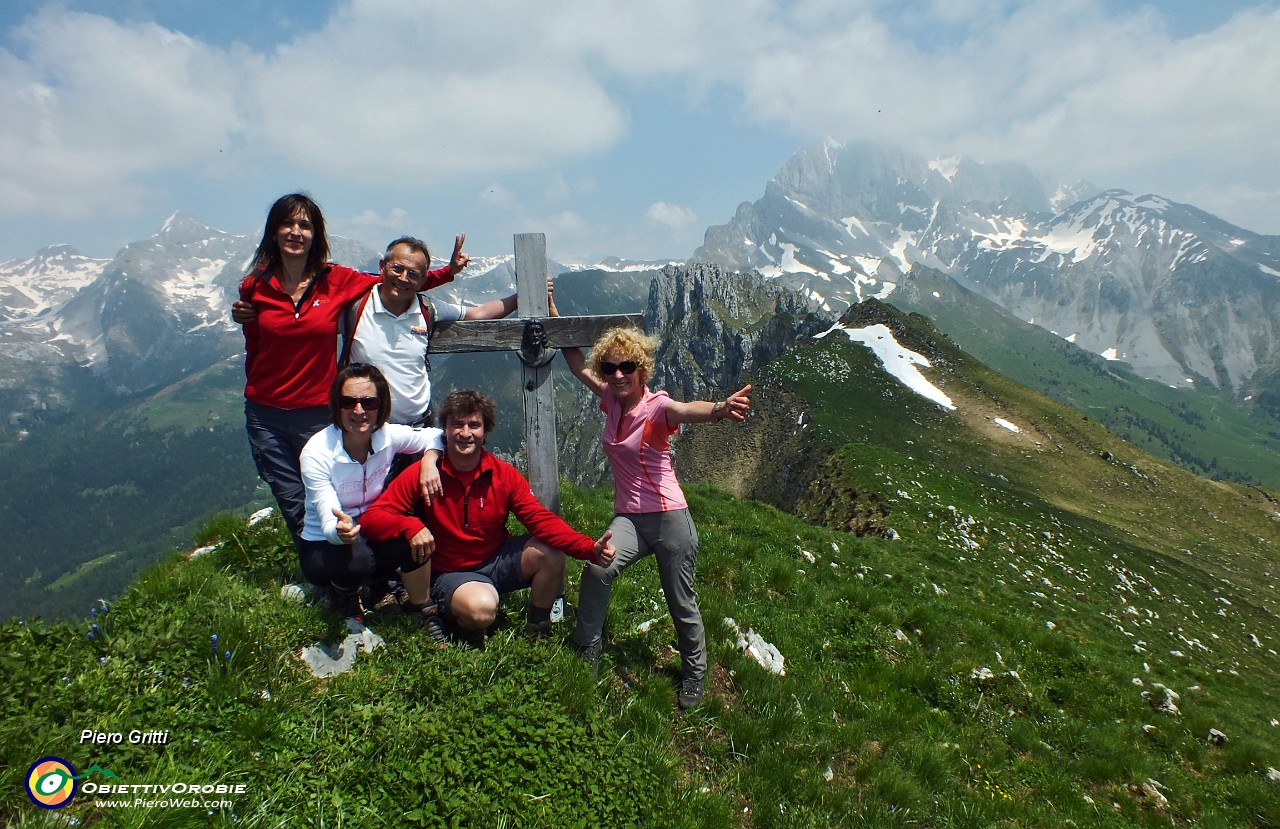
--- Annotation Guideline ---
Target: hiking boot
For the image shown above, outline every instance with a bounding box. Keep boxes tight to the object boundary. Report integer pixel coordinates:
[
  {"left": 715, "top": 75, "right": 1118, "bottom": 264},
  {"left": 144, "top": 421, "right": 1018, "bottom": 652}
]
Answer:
[
  {"left": 677, "top": 676, "right": 705, "bottom": 710},
  {"left": 407, "top": 603, "right": 450, "bottom": 649},
  {"left": 524, "top": 619, "right": 551, "bottom": 641},
  {"left": 453, "top": 626, "right": 487, "bottom": 649},
  {"left": 327, "top": 585, "right": 366, "bottom": 620},
  {"left": 419, "top": 615, "right": 451, "bottom": 650},
  {"left": 577, "top": 640, "right": 602, "bottom": 678},
  {"left": 368, "top": 584, "right": 406, "bottom": 614}
]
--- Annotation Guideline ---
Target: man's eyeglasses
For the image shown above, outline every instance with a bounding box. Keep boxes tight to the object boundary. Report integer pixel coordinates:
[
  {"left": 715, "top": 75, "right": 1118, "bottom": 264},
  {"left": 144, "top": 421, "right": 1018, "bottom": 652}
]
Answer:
[
  {"left": 599, "top": 360, "right": 638, "bottom": 376},
  {"left": 386, "top": 262, "right": 424, "bottom": 281},
  {"left": 339, "top": 395, "right": 381, "bottom": 410}
]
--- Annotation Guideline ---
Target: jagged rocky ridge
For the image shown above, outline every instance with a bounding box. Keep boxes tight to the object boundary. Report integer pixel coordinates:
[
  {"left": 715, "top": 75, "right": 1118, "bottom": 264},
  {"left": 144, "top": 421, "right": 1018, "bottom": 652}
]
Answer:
[{"left": 555, "top": 264, "right": 986, "bottom": 537}]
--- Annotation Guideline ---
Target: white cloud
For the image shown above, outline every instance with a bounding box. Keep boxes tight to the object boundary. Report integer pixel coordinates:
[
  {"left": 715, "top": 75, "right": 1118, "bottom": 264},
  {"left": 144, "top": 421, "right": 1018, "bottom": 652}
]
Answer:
[
  {"left": 0, "top": 10, "right": 243, "bottom": 218},
  {"left": 646, "top": 201, "right": 698, "bottom": 231},
  {"left": 2, "top": 0, "right": 1279, "bottom": 257},
  {"left": 476, "top": 184, "right": 517, "bottom": 211},
  {"left": 336, "top": 207, "right": 412, "bottom": 251}
]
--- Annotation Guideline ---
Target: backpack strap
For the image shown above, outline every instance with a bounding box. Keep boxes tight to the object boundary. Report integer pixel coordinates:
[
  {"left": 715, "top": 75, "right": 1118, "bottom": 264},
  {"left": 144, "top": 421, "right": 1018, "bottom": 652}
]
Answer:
[
  {"left": 416, "top": 293, "right": 437, "bottom": 371},
  {"left": 337, "top": 287, "right": 375, "bottom": 367}
]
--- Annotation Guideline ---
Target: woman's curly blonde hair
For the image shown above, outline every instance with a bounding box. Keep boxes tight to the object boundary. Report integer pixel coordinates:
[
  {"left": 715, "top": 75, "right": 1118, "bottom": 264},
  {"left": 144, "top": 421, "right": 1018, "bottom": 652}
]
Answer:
[{"left": 586, "top": 326, "right": 658, "bottom": 383}]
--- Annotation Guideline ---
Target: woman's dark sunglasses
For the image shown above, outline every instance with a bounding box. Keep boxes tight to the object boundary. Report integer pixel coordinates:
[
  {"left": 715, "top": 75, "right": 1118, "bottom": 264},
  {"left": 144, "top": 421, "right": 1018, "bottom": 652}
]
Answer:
[
  {"left": 339, "top": 395, "right": 381, "bottom": 410},
  {"left": 599, "top": 360, "right": 638, "bottom": 376}
]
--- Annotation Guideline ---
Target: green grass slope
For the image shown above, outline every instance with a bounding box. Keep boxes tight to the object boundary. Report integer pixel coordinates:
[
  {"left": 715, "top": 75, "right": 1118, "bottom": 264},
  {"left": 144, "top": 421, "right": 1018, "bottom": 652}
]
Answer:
[
  {"left": 889, "top": 266, "right": 1280, "bottom": 488},
  {"left": 3, "top": 298, "right": 1278, "bottom": 827},
  {"left": 2, "top": 489, "right": 1278, "bottom": 824},
  {"left": 0, "top": 359, "right": 262, "bottom": 622}
]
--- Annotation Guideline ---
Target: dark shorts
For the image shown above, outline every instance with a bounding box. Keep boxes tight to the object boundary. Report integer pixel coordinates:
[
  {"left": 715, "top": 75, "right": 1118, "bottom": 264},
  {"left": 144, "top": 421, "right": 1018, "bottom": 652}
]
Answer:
[
  {"left": 431, "top": 535, "right": 532, "bottom": 614},
  {"left": 297, "top": 536, "right": 424, "bottom": 590}
]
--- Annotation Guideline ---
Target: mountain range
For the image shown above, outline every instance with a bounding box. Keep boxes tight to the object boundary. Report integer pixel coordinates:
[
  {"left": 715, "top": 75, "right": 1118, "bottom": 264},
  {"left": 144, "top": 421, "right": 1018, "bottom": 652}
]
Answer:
[
  {"left": 693, "top": 139, "right": 1280, "bottom": 407},
  {"left": 4, "top": 139, "right": 1275, "bottom": 441}
]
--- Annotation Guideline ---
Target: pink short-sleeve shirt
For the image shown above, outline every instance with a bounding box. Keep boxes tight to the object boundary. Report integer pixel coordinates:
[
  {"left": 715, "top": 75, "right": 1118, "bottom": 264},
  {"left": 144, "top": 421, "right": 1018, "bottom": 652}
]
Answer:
[{"left": 601, "top": 387, "right": 688, "bottom": 514}]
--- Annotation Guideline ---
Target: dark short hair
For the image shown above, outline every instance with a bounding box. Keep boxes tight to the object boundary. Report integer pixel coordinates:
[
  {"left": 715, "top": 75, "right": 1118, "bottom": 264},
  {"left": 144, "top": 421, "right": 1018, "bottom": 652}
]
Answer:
[
  {"left": 251, "top": 193, "right": 330, "bottom": 277},
  {"left": 329, "top": 363, "right": 392, "bottom": 430},
  {"left": 385, "top": 236, "right": 430, "bottom": 262},
  {"left": 437, "top": 390, "right": 496, "bottom": 434}
]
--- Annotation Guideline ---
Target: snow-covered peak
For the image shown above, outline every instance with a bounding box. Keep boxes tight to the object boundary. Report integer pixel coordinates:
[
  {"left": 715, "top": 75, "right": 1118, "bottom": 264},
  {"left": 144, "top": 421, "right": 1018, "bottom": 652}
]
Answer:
[
  {"left": 0, "top": 246, "right": 110, "bottom": 322},
  {"left": 155, "top": 210, "right": 230, "bottom": 243}
]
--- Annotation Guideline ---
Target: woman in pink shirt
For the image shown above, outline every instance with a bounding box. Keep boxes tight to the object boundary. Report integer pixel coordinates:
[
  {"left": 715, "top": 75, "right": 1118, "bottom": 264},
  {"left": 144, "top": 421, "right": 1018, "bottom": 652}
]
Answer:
[{"left": 555, "top": 306, "right": 750, "bottom": 710}]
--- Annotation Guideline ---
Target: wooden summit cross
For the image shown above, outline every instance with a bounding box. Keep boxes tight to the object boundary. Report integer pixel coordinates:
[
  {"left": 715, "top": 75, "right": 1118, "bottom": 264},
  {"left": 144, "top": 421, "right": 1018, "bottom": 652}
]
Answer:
[{"left": 428, "top": 233, "right": 642, "bottom": 513}]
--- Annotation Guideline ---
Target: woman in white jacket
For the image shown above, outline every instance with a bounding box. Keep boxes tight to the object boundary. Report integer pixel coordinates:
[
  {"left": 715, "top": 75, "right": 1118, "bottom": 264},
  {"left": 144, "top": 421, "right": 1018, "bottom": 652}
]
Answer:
[{"left": 299, "top": 362, "right": 444, "bottom": 618}]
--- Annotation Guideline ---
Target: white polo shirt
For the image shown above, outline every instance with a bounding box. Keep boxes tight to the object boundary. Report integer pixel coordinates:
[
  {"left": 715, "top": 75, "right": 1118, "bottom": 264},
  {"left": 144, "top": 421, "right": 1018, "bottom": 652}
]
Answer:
[{"left": 349, "top": 287, "right": 465, "bottom": 425}]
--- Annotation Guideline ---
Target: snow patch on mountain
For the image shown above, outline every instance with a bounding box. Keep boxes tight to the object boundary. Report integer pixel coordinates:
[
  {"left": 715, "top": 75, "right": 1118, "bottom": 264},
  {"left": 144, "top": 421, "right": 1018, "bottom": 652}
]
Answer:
[
  {"left": 1035, "top": 218, "right": 1100, "bottom": 263},
  {"left": 818, "top": 322, "right": 954, "bottom": 410},
  {"left": 0, "top": 246, "right": 109, "bottom": 322},
  {"left": 162, "top": 258, "right": 234, "bottom": 324}
]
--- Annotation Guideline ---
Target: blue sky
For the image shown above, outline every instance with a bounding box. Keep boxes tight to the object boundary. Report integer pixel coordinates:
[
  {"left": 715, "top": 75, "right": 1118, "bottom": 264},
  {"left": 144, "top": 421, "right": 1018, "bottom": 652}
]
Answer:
[{"left": 1, "top": 1, "right": 1276, "bottom": 265}]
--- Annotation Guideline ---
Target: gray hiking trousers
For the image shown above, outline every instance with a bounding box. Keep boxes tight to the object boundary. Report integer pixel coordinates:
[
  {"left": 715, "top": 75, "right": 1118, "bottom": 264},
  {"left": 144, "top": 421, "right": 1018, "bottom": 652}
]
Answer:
[{"left": 573, "top": 509, "right": 706, "bottom": 681}]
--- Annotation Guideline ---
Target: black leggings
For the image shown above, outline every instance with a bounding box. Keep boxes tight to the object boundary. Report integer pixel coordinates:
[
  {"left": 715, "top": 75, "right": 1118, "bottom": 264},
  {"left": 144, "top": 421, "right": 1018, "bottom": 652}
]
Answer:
[{"left": 297, "top": 537, "right": 422, "bottom": 590}]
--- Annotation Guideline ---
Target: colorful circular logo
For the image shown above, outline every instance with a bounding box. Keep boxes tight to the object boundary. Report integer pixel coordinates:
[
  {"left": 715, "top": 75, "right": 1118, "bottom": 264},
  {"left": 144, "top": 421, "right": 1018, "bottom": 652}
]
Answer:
[{"left": 25, "top": 756, "right": 77, "bottom": 809}]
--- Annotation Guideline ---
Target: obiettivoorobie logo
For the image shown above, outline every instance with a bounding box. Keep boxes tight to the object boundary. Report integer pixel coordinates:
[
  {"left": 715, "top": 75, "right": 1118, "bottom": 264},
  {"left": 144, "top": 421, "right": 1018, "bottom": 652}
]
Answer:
[{"left": 25, "top": 756, "right": 77, "bottom": 809}]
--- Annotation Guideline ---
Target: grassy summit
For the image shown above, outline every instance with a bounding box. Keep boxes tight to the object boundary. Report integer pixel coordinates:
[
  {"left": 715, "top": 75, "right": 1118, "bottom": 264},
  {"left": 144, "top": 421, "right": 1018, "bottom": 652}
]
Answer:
[
  {"left": 2, "top": 481, "right": 1276, "bottom": 826},
  {"left": 2, "top": 300, "right": 1278, "bottom": 827}
]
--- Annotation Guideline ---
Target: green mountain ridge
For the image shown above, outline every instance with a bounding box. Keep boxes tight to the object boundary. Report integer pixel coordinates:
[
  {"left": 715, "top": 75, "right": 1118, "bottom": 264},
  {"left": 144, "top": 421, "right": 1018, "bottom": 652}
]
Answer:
[
  {"left": 3, "top": 297, "right": 1277, "bottom": 826},
  {"left": 888, "top": 265, "right": 1280, "bottom": 488}
]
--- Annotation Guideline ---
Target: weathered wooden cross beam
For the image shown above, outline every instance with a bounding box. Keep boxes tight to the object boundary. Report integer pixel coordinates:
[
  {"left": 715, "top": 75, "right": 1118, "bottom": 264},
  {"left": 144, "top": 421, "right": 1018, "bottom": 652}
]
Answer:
[{"left": 429, "top": 233, "right": 642, "bottom": 512}]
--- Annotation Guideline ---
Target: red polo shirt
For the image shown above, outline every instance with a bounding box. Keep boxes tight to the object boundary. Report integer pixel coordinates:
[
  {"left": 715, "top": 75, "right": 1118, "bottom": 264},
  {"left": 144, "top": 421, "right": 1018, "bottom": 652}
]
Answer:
[{"left": 239, "top": 263, "right": 452, "bottom": 409}]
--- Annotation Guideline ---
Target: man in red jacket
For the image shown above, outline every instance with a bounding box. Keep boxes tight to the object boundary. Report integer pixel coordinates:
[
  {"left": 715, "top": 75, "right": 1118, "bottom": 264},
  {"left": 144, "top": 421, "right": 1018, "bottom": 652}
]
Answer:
[{"left": 360, "top": 389, "right": 615, "bottom": 645}]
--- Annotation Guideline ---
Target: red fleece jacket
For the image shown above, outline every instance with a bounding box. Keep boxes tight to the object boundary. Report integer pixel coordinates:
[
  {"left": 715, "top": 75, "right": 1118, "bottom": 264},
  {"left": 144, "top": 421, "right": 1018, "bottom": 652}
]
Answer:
[{"left": 360, "top": 450, "right": 598, "bottom": 573}]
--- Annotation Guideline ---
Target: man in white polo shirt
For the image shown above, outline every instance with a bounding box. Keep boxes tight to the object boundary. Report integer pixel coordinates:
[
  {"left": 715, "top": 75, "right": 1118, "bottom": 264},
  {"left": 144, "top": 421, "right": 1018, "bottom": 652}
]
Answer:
[{"left": 345, "top": 235, "right": 517, "bottom": 429}]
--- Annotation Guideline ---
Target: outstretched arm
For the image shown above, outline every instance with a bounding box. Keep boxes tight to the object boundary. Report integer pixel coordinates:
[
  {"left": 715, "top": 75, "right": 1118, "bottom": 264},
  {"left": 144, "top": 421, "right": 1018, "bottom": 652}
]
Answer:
[
  {"left": 461, "top": 293, "right": 517, "bottom": 320},
  {"left": 548, "top": 279, "right": 605, "bottom": 397},
  {"left": 665, "top": 384, "right": 752, "bottom": 428}
]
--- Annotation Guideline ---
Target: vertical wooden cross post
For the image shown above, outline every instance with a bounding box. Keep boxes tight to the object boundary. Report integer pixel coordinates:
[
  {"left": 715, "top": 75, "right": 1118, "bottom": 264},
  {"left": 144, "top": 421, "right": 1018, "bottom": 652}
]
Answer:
[{"left": 429, "top": 233, "right": 642, "bottom": 512}]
